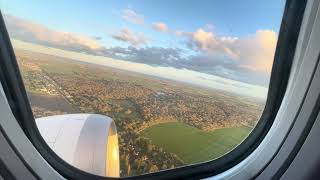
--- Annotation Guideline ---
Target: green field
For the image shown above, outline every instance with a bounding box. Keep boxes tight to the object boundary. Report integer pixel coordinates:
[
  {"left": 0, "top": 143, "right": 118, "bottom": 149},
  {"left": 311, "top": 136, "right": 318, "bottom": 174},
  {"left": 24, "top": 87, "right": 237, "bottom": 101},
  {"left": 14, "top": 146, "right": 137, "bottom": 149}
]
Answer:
[{"left": 141, "top": 122, "right": 252, "bottom": 164}]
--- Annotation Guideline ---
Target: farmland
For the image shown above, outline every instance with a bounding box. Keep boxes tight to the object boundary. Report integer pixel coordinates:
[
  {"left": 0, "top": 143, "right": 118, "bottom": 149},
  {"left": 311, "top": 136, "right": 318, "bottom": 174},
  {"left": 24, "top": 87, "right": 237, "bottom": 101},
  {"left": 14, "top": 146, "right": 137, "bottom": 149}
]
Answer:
[{"left": 142, "top": 122, "right": 251, "bottom": 164}]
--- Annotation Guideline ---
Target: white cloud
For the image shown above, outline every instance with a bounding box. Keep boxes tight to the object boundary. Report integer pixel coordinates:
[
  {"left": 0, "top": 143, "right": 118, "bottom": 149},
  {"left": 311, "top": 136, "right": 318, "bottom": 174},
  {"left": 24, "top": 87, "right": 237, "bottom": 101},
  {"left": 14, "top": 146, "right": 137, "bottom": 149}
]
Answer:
[
  {"left": 186, "top": 28, "right": 277, "bottom": 74},
  {"left": 112, "top": 28, "right": 148, "bottom": 47},
  {"left": 152, "top": 22, "right": 169, "bottom": 32},
  {"left": 234, "top": 30, "right": 277, "bottom": 73},
  {"left": 190, "top": 28, "right": 220, "bottom": 52},
  {"left": 4, "top": 14, "right": 103, "bottom": 52},
  {"left": 4, "top": 14, "right": 276, "bottom": 86},
  {"left": 121, "top": 8, "right": 144, "bottom": 25},
  {"left": 12, "top": 39, "right": 268, "bottom": 100}
]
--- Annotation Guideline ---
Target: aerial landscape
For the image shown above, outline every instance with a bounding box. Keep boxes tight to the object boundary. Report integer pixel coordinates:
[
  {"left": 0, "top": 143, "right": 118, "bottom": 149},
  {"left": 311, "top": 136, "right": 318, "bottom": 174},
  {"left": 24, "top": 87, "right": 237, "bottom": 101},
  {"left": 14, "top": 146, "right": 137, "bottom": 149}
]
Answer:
[
  {"left": 16, "top": 49, "right": 263, "bottom": 176},
  {"left": 2, "top": 0, "right": 284, "bottom": 176}
]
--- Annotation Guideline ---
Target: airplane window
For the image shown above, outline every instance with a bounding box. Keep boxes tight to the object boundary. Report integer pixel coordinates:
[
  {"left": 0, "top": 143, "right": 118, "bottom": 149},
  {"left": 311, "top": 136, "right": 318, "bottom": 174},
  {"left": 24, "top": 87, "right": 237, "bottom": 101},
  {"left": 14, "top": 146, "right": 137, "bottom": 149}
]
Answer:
[{"left": 1, "top": 0, "right": 285, "bottom": 177}]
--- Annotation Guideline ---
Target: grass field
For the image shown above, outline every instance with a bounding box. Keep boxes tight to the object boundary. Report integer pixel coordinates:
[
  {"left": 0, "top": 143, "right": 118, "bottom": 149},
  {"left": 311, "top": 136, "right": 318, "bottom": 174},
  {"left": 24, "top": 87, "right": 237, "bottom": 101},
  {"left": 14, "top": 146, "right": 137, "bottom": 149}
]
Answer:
[{"left": 141, "top": 122, "right": 252, "bottom": 164}]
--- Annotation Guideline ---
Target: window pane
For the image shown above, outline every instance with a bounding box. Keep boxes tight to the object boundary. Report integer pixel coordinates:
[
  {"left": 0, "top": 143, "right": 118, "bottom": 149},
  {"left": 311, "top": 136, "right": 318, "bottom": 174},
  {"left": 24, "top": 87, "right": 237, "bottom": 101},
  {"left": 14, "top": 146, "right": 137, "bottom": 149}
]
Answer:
[{"left": 2, "top": 0, "right": 285, "bottom": 177}]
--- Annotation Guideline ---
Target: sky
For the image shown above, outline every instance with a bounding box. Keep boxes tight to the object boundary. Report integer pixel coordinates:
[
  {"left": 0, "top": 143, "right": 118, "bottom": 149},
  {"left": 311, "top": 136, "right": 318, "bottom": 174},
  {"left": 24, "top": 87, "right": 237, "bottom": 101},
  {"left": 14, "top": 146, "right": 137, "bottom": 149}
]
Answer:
[{"left": 0, "top": 0, "right": 285, "bottom": 98}]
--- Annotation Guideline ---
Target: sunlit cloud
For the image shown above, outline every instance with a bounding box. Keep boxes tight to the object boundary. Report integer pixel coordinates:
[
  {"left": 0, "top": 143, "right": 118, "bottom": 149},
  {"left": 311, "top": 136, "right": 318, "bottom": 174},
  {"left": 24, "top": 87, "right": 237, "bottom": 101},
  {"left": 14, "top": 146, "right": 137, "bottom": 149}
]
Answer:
[
  {"left": 185, "top": 28, "right": 277, "bottom": 74},
  {"left": 12, "top": 39, "right": 268, "bottom": 100},
  {"left": 234, "top": 30, "right": 277, "bottom": 73},
  {"left": 4, "top": 14, "right": 103, "bottom": 52},
  {"left": 152, "top": 22, "right": 169, "bottom": 32},
  {"left": 111, "top": 28, "right": 148, "bottom": 47},
  {"left": 4, "top": 14, "right": 277, "bottom": 86},
  {"left": 121, "top": 8, "right": 144, "bottom": 25},
  {"left": 189, "top": 28, "right": 221, "bottom": 52}
]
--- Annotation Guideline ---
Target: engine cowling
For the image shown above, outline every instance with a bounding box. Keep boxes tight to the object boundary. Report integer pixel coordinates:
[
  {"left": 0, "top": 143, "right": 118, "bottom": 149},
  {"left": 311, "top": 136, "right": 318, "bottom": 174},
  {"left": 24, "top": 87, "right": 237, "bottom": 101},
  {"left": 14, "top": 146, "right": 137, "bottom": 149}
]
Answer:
[{"left": 35, "top": 114, "right": 119, "bottom": 177}]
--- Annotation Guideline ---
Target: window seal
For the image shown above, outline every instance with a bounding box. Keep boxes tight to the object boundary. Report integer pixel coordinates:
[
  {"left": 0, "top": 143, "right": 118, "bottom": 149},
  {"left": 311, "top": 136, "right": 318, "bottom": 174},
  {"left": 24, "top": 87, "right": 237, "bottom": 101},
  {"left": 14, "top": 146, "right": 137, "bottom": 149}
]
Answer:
[
  {"left": 273, "top": 54, "right": 320, "bottom": 179},
  {"left": 0, "top": 0, "right": 307, "bottom": 179}
]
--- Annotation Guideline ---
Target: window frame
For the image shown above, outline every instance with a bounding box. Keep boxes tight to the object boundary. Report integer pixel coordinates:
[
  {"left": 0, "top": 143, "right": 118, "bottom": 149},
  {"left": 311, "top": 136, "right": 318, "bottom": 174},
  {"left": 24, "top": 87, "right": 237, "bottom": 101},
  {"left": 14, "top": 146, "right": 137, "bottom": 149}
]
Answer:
[{"left": 0, "top": 0, "right": 307, "bottom": 179}]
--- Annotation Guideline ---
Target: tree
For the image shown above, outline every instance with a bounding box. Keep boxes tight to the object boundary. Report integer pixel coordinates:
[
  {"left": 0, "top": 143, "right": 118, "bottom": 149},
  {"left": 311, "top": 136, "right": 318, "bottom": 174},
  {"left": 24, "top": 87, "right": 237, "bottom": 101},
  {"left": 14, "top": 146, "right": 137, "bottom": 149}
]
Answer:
[
  {"left": 149, "top": 164, "right": 159, "bottom": 173},
  {"left": 161, "top": 164, "right": 167, "bottom": 170},
  {"left": 127, "top": 164, "right": 131, "bottom": 176}
]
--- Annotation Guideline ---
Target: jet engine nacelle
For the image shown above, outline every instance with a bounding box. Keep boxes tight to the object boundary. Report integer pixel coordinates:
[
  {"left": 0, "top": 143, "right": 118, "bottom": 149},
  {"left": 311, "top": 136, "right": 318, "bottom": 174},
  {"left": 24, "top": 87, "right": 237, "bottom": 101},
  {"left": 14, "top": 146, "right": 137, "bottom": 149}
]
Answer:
[{"left": 35, "top": 114, "right": 119, "bottom": 177}]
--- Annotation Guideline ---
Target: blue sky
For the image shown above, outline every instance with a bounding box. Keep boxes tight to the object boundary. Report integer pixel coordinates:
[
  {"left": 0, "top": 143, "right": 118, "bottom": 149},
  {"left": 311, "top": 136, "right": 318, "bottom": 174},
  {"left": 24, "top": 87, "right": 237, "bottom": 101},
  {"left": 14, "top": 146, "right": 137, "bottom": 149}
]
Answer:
[
  {"left": 1, "top": 0, "right": 284, "bottom": 45},
  {"left": 1, "top": 0, "right": 285, "bottom": 87},
  {"left": 1, "top": 0, "right": 285, "bottom": 33}
]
